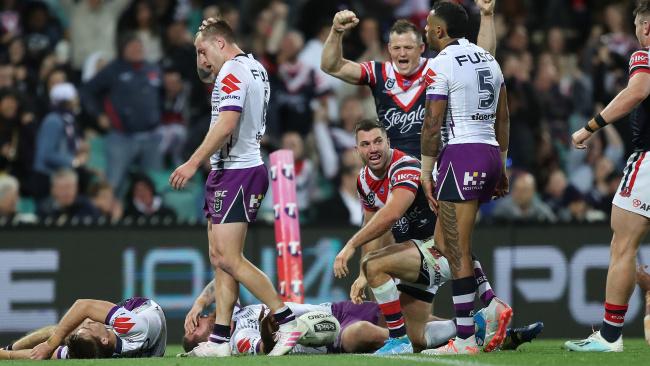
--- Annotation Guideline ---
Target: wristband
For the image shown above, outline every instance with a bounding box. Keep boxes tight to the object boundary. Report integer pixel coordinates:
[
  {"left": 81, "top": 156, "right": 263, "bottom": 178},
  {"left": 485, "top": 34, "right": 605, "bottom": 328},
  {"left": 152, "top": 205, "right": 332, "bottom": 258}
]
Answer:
[
  {"left": 584, "top": 122, "right": 595, "bottom": 133},
  {"left": 595, "top": 113, "right": 608, "bottom": 128},
  {"left": 421, "top": 155, "right": 435, "bottom": 181}
]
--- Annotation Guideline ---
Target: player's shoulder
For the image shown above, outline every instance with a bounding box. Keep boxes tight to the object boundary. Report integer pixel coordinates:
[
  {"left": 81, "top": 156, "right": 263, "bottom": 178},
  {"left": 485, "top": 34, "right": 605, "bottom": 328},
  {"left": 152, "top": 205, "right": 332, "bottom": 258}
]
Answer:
[{"left": 220, "top": 57, "right": 253, "bottom": 80}]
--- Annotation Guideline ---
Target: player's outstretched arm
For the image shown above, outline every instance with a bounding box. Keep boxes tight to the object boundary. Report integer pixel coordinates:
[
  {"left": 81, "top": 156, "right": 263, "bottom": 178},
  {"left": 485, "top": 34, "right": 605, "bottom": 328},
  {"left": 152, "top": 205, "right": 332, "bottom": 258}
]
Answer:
[
  {"left": 334, "top": 189, "right": 415, "bottom": 278},
  {"left": 572, "top": 71, "right": 650, "bottom": 149},
  {"left": 321, "top": 10, "right": 363, "bottom": 84},
  {"left": 30, "top": 299, "right": 115, "bottom": 360},
  {"left": 475, "top": 0, "right": 497, "bottom": 55},
  {"left": 185, "top": 279, "right": 216, "bottom": 334}
]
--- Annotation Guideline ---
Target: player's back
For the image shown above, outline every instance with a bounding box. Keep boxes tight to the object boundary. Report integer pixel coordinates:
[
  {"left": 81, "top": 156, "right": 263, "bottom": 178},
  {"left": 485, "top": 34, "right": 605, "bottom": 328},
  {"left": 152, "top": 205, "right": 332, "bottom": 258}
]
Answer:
[
  {"left": 426, "top": 39, "right": 503, "bottom": 146},
  {"left": 210, "top": 54, "right": 270, "bottom": 170}
]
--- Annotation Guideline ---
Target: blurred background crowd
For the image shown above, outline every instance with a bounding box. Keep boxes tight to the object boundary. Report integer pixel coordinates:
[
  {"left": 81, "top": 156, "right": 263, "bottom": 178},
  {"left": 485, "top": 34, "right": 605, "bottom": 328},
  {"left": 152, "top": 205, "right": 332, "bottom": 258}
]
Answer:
[{"left": 0, "top": 0, "right": 641, "bottom": 226}]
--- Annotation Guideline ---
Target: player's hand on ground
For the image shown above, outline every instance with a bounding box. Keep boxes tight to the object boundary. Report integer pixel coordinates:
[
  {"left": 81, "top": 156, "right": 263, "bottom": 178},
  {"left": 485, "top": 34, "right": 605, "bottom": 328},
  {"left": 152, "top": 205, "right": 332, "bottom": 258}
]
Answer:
[
  {"left": 493, "top": 172, "right": 509, "bottom": 199},
  {"left": 475, "top": 0, "right": 495, "bottom": 16},
  {"left": 637, "top": 264, "right": 650, "bottom": 292},
  {"left": 334, "top": 244, "right": 355, "bottom": 278},
  {"left": 350, "top": 276, "right": 368, "bottom": 304},
  {"left": 184, "top": 304, "right": 203, "bottom": 335},
  {"left": 199, "top": 17, "right": 219, "bottom": 32},
  {"left": 30, "top": 341, "right": 54, "bottom": 360},
  {"left": 332, "top": 10, "right": 359, "bottom": 33},
  {"left": 170, "top": 161, "right": 198, "bottom": 190},
  {"left": 420, "top": 179, "right": 438, "bottom": 214},
  {"left": 571, "top": 128, "right": 592, "bottom": 149}
]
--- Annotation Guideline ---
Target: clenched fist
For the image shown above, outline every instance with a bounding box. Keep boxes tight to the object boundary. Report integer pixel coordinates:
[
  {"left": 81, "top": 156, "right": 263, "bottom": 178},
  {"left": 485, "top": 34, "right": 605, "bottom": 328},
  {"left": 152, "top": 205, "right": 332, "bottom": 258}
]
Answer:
[
  {"left": 333, "top": 10, "right": 359, "bottom": 33},
  {"left": 475, "top": 0, "right": 496, "bottom": 16}
]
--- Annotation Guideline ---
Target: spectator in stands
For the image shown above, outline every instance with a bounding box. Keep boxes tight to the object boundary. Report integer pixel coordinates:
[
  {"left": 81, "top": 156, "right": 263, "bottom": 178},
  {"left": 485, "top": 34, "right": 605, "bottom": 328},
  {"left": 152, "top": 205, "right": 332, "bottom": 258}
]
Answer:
[
  {"left": 81, "top": 33, "right": 162, "bottom": 194},
  {"left": 124, "top": 173, "right": 176, "bottom": 220},
  {"left": 557, "top": 187, "right": 606, "bottom": 223},
  {"left": 281, "top": 131, "right": 317, "bottom": 212},
  {"left": 33, "top": 82, "right": 90, "bottom": 200},
  {"left": 61, "top": 0, "right": 130, "bottom": 72},
  {"left": 0, "top": 173, "right": 36, "bottom": 224},
  {"left": 37, "top": 168, "right": 98, "bottom": 221},
  {"left": 491, "top": 172, "right": 557, "bottom": 223},
  {"left": 120, "top": 0, "right": 163, "bottom": 63},
  {"left": 0, "top": 89, "right": 36, "bottom": 191},
  {"left": 313, "top": 164, "right": 362, "bottom": 227},
  {"left": 88, "top": 180, "right": 123, "bottom": 223},
  {"left": 22, "top": 1, "right": 63, "bottom": 66},
  {"left": 159, "top": 67, "right": 190, "bottom": 167},
  {"left": 6, "top": 36, "right": 30, "bottom": 94}
]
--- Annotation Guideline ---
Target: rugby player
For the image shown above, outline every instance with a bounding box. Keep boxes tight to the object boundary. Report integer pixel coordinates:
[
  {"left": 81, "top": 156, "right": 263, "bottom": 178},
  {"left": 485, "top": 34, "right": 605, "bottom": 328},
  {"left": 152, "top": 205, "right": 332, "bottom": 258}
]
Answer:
[
  {"left": 564, "top": 1, "right": 650, "bottom": 352},
  {"left": 169, "top": 18, "right": 300, "bottom": 357},
  {"left": 420, "top": 1, "right": 511, "bottom": 355},
  {"left": 321, "top": 0, "right": 497, "bottom": 158},
  {"left": 334, "top": 120, "right": 511, "bottom": 354},
  {"left": 0, "top": 297, "right": 166, "bottom": 360}
]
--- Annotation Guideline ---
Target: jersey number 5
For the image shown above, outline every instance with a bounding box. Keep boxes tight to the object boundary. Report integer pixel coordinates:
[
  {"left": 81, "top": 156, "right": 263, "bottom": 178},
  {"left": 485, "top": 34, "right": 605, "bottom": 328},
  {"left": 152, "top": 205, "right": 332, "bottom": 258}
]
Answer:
[{"left": 476, "top": 69, "right": 495, "bottom": 110}]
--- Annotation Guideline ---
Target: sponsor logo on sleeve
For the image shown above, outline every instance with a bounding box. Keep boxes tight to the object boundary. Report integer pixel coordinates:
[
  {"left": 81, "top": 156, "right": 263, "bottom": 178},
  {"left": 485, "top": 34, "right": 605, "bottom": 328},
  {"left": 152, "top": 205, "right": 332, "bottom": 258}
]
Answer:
[{"left": 221, "top": 74, "right": 241, "bottom": 94}]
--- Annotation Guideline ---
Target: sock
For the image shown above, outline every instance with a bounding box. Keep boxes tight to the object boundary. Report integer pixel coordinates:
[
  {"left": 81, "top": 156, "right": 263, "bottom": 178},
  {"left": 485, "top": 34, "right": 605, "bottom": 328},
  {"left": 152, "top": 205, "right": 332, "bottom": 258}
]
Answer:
[
  {"left": 424, "top": 320, "right": 457, "bottom": 348},
  {"left": 452, "top": 276, "right": 477, "bottom": 339},
  {"left": 273, "top": 305, "right": 296, "bottom": 326},
  {"left": 371, "top": 280, "right": 407, "bottom": 339},
  {"left": 209, "top": 323, "right": 231, "bottom": 344},
  {"left": 473, "top": 258, "right": 495, "bottom": 306},
  {"left": 601, "top": 302, "right": 628, "bottom": 342}
]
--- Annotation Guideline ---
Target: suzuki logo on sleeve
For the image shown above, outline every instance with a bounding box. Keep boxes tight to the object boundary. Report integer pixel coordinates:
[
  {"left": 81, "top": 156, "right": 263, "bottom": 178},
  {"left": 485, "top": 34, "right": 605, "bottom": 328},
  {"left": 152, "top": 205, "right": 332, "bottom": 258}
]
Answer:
[{"left": 221, "top": 74, "right": 241, "bottom": 94}]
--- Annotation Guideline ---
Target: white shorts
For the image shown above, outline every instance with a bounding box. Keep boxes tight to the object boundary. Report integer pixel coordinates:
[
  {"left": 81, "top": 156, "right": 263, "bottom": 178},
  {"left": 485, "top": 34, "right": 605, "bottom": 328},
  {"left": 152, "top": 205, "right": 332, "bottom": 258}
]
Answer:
[
  {"left": 395, "top": 238, "right": 452, "bottom": 302},
  {"left": 613, "top": 151, "right": 650, "bottom": 218}
]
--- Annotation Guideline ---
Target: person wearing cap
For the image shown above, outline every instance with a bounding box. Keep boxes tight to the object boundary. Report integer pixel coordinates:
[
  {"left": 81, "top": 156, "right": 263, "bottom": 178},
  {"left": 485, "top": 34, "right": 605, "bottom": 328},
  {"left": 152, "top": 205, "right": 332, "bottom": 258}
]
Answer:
[{"left": 32, "top": 82, "right": 90, "bottom": 201}]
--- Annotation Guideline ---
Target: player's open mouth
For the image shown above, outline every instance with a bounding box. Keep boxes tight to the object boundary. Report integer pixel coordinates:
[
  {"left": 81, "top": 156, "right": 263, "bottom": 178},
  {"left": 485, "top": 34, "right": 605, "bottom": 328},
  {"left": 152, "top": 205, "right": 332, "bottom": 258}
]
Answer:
[
  {"left": 398, "top": 59, "right": 409, "bottom": 65},
  {"left": 369, "top": 153, "right": 381, "bottom": 162}
]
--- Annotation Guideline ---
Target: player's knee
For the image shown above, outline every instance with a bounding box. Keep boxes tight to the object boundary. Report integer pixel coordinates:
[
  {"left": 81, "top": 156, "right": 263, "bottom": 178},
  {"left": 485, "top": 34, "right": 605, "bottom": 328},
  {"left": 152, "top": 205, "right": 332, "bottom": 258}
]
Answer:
[
  {"left": 363, "top": 256, "right": 384, "bottom": 279},
  {"left": 342, "top": 321, "right": 386, "bottom": 353}
]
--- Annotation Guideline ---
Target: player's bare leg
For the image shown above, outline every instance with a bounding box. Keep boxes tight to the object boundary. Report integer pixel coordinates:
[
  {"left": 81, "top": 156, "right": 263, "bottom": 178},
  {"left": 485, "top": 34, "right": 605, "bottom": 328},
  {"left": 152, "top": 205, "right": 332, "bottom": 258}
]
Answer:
[
  {"left": 565, "top": 206, "right": 649, "bottom": 352},
  {"left": 0, "top": 349, "right": 32, "bottom": 360},
  {"left": 4, "top": 326, "right": 56, "bottom": 351},
  {"left": 340, "top": 321, "right": 388, "bottom": 353}
]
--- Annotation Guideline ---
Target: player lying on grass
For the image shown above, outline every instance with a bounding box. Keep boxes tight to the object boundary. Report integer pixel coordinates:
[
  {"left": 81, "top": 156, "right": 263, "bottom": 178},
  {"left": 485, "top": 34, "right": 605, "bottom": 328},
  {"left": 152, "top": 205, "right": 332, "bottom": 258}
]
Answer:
[
  {"left": 0, "top": 297, "right": 166, "bottom": 360},
  {"left": 638, "top": 264, "right": 650, "bottom": 346},
  {"left": 181, "top": 280, "right": 542, "bottom": 355},
  {"left": 333, "top": 120, "right": 512, "bottom": 354}
]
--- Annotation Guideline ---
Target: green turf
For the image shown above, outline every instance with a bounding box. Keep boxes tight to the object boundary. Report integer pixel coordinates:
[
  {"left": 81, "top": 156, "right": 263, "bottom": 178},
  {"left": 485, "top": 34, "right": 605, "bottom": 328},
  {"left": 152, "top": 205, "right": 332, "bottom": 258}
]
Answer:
[{"left": 3, "top": 340, "right": 649, "bottom": 365}]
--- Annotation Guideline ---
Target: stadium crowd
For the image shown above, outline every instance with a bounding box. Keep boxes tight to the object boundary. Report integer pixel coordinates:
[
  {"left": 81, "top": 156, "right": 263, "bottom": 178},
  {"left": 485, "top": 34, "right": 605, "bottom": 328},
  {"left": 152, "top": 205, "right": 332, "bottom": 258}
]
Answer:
[{"left": 0, "top": 0, "right": 641, "bottom": 225}]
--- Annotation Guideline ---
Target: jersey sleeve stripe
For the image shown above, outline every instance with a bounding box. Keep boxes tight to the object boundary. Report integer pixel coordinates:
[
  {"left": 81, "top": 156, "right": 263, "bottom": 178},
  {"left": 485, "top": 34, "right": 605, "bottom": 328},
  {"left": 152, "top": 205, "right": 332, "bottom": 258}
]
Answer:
[
  {"left": 630, "top": 66, "right": 650, "bottom": 78},
  {"left": 358, "top": 62, "right": 370, "bottom": 85},
  {"left": 105, "top": 305, "right": 119, "bottom": 324},
  {"left": 219, "top": 106, "right": 243, "bottom": 112},
  {"left": 426, "top": 94, "right": 448, "bottom": 101}
]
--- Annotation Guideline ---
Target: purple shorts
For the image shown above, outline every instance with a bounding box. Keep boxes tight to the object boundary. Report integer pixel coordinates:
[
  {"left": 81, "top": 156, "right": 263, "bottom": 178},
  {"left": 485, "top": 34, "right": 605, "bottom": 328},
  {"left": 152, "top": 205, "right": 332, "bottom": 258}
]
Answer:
[
  {"left": 330, "top": 301, "right": 380, "bottom": 352},
  {"left": 435, "top": 143, "right": 502, "bottom": 203},
  {"left": 203, "top": 165, "right": 269, "bottom": 224}
]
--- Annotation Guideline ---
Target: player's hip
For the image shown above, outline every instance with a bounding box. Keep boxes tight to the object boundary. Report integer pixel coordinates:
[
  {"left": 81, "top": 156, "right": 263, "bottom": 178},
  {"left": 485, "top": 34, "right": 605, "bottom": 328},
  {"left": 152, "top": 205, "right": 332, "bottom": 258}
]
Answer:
[{"left": 613, "top": 151, "right": 650, "bottom": 218}]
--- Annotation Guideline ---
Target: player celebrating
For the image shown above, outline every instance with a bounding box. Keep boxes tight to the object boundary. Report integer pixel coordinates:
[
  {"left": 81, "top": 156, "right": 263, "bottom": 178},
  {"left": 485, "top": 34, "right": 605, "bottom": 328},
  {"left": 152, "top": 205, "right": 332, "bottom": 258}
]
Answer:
[
  {"left": 334, "top": 120, "right": 511, "bottom": 354},
  {"left": 321, "top": 0, "right": 497, "bottom": 158},
  {"left": 564, "top": 2, "right": 650, "bottom": 353},
  {"left": 1, "top": 297, "right": 166, "bottom": 360},
  {"left": 169, "top": 19, "right": 300, "bottom": 357},
  {"left": 420, "top": 1, "right": 510, "bottom": 355}
]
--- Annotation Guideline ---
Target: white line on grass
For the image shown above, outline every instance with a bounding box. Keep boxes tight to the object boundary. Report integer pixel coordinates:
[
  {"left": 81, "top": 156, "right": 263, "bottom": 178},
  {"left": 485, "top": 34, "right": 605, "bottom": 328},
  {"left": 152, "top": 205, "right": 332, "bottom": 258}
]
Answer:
[{"left": 355, "top": 354, "right": 510, "bottom": 366}]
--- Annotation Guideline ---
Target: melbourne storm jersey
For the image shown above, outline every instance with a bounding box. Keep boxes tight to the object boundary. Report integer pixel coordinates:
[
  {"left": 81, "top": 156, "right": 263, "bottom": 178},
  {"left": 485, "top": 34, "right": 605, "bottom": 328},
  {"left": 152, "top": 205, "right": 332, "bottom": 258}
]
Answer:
[
  {"left": 425, "top": 38, "right": 504, "bottom": 146},
  {"left": 357, "top": 149, "right": 435, "bottom": 242},
  {"left": 56, "top": 297, "right": 166, "bottom": 359},
  {"left": 210, "top": 54, "right": 269, "bottom": 170},
  {"left": 628, "top": 48, "right": 650, "bottom": 152},
  {"left": 357, "top": 58, "right": 430, "bottom": 157}
]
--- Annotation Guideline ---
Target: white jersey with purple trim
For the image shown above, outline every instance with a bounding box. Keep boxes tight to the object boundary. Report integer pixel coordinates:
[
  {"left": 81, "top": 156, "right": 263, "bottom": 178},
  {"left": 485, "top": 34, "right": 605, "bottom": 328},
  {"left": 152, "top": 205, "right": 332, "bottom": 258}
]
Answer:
[
  {"left": 210, "top": 53, "right": 269, "bottom": 170},
  {"left": 425, "top": 38, "right": 503, "bottom": 146},
  {"left": 55, "top": 299, "right": 166, "bottom": 359},
  {"left": 230, "top": 302, "right": 330, "bottom": 355}
]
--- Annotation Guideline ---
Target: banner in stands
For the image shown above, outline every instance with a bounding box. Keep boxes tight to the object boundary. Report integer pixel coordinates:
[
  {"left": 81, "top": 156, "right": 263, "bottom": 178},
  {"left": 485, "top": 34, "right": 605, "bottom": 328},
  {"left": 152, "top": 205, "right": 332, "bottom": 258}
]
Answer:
[{"left": 0, "top": 224, "right": 648, "bottom": 344}]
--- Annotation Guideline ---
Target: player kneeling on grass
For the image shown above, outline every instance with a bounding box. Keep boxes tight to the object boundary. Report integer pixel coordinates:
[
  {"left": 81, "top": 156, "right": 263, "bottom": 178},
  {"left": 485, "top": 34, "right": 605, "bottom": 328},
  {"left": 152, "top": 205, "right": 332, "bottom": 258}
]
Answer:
[
  {"left": 334, "top": 120, "right": 514, "bottom": 355},
  {"left": 0, "top": 297, "right": 166, "bottom": 360}
]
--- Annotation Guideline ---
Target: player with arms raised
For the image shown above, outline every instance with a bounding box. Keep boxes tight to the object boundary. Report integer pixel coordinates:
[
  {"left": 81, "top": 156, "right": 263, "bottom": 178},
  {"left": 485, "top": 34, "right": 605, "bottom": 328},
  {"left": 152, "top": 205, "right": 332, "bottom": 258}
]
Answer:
[
  {"left": 420, "top": 1, "right": 510, "bottom": 355},
  {"left": 565, "top": 1, "right": 650, "bottom": 352},
  {"left": 170, "top": 19, "right": 300, "bottom": 357}
]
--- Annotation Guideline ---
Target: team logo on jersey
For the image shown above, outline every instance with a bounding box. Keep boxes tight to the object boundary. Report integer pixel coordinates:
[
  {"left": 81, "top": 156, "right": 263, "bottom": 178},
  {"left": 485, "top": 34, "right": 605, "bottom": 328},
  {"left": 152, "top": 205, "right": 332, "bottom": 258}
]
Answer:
[
  {"left": 463, "top": 171, "right": 486, "bottom": 189},
  {"left": 249, "top": 194, "right": 264, "bottom": 209},
  {"left": 214, "top": 190, "right": 228, "bottom": 212},
  {"left": 113, "top": 317, "right": 135, "bottom": 334},
  {"left": 285, "top": 202, "right": 298, "bottom": 218},
  {"left": 620, "top": 187, "right": 632, "bottom": 197},
  {"left": 366, "top": 192, "right": 376, "bottom": 206},
  {"left": 221, "top": 73, "right": 241, "bottom": 94},
  {"left": 385, "top": 78, "right": 396, "bottom": 90}
]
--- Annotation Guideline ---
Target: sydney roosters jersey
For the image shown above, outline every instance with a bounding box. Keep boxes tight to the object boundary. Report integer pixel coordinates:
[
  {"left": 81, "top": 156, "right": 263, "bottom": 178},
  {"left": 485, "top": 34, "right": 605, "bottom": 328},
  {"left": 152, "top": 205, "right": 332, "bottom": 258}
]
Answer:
[
  {"left": 628, "top": 48, "right": 650, "bottom": 152},
  {"left": 358, "top": 58, "right": 430, "bottom": 157},
  {"left": 356, "top": 149, "right": 435, "bottom": 241},
  {"left": 55, "top": 297, "right": 166, "bottom": 359}
]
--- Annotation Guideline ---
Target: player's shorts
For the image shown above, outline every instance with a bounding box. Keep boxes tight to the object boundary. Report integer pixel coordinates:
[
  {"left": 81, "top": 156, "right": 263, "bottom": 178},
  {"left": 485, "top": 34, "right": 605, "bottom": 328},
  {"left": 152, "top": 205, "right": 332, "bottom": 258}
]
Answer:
[
  {"left": 613, "top": 151, "right": 650, "bottom": 218},
  {"left": 329, "top": 301, "right": 380, "bottom": 353},
  {"left": 203, "top": 165, "right": 269, "bottom": 224},
  {"left": 396, "top": 238, "right": 452, "bottom": 303},
  {"left": 435, "top": 143, "right": 502, "bottom": 203}
]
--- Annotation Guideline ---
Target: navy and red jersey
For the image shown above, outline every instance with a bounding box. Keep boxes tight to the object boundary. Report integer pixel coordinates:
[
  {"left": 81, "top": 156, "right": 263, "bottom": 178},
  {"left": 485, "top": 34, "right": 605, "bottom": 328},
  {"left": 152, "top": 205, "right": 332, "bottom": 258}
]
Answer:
[
  {"left": 628, "top": 49, "right": 650, "bottom": 152},
  {"left": 356, "top": 149, "right": 435, "bottom": 242},
  {"left": 357, "top": 58, "right": 431, "bottom": 157}
]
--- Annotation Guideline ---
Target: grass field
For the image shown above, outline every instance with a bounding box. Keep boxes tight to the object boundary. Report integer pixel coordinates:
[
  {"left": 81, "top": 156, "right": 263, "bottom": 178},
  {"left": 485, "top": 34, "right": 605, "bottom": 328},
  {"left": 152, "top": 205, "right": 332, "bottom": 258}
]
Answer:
[{"left": 3, "top": 340, "right": 649, "bottom": 365}]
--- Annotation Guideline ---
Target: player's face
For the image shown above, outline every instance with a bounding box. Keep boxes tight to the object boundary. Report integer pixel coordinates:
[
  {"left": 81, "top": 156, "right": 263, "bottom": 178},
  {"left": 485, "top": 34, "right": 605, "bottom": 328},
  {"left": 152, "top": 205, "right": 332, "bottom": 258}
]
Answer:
[
  {"left": 388, "top": 32, "right": 424, "bottom": 76},
  {"left": 75, "top": 319, "right": 110, "bottom": 340},
  {"left": 356, "top": 128, "right": 390, "bottom": 172},
  {"left": 634, "top": 14, "right": 650, "bottom": 47},
  {"left": 194, "top": 34, "right": 227, "bottom": 75},
  {"left": 425, "top": 12, "right": 443, "bottom": 52}
]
